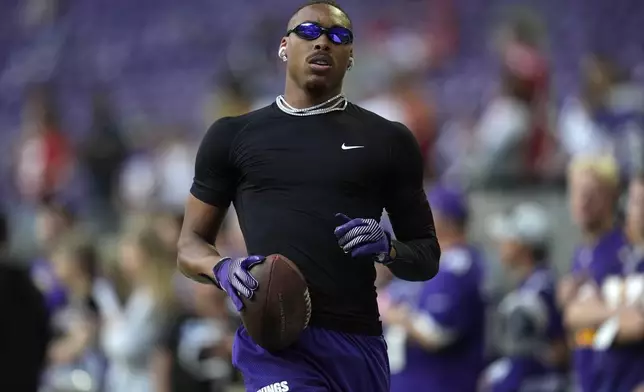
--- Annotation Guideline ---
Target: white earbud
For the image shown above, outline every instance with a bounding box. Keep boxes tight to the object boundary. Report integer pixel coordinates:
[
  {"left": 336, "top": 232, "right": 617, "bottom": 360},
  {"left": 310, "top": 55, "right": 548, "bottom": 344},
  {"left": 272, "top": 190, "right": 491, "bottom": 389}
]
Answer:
[
  {"left": 278, "top": 47, "right": 287, "bottom": 62},
  {"left": 347, "top": 57, "right": 354, "bottom": 71}
]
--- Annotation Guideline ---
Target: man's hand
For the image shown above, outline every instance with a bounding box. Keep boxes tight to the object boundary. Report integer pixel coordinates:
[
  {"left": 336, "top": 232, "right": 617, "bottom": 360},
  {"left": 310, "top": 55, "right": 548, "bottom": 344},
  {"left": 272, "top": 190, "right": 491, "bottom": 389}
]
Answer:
[
  {"left": 213, "top": 255, "right": 265, "bottom": 311},
  {"left": 334, "top": 213, "right": 392, "bottom": 263}
]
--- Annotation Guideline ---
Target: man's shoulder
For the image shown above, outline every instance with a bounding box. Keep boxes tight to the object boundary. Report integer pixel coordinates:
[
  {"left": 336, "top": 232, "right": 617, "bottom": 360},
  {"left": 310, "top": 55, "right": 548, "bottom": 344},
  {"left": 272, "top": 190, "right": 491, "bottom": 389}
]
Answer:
[{"left": 210, "top": 104, "right": 277, "bottom": 132}]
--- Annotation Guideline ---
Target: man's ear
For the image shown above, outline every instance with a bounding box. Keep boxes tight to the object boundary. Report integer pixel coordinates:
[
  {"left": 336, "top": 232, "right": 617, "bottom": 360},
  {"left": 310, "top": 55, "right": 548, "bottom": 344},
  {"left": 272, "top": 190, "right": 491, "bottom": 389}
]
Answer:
[
  {"left": 278, "top": 38, "right": 288, "bottom": 61},
  {"left": 347, "top": 49, "right": 355, "bottom": 70}
]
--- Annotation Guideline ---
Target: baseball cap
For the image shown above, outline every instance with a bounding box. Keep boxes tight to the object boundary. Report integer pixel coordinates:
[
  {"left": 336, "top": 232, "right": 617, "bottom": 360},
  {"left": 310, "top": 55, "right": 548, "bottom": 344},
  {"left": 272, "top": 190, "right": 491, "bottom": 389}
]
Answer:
[
  {"left": 428, "top": 184, "right": 469, "bottom": 221},
  {"left": 488, "top": 202, "right": 550, "bottom": 245}
]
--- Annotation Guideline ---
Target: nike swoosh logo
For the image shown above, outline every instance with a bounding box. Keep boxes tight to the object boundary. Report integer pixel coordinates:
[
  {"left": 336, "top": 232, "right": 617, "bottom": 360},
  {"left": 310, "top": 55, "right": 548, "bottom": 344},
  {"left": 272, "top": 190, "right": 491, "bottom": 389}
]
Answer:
[{"left": 342, "top": 143, "right": 364, "bottom": 150}]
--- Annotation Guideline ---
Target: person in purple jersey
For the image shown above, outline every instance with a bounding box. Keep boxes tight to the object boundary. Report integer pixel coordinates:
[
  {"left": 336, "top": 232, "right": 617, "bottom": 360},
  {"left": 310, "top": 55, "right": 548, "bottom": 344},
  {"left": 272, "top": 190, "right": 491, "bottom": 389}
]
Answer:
[
  {"left": 481, "top": 203, "right": 568, "bottom": 392},
  {"left": 585, "top": 175, "right": 644, "bottom": 392},
  {"left": 381, "top": 185, "right": 485, "bottom": 392},
  {"left": 176, "top": 1, "right": 441, "bottom": 391},
  {"left": 558, "top": 155, "right": 625, "bottom": 392}
]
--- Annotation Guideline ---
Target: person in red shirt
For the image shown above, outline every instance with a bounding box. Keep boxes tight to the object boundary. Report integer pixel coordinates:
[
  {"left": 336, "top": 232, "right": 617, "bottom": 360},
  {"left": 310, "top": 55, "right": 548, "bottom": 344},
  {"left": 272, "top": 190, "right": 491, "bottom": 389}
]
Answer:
[
  {"left": 499, "top": 17, "right": 552, "bottom": 179},
  {"left": 15, "top": 84, "right": 72, "bottom": 200}
]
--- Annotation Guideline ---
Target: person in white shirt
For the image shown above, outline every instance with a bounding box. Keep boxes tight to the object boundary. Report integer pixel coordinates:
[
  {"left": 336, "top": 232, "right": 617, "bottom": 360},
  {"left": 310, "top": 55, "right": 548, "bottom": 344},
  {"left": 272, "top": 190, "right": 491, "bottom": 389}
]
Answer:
[{"left": 95, "top": 217, "right": 176, "bottom": 392}]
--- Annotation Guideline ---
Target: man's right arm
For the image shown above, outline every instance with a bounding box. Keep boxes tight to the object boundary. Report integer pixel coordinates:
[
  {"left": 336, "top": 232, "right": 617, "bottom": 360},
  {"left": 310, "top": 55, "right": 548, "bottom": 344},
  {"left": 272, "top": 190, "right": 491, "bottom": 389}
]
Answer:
[
  {"left": 177, "top": 197, "right": 227, "bottom": 284},
  {"left": 177, "top": 117, "right": 239, "bottom": 284}
]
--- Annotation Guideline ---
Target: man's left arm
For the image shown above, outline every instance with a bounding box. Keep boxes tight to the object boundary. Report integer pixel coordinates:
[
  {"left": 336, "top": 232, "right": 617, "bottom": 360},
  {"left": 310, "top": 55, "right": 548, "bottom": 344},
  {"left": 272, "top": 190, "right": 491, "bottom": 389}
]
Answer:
[{"left": 384, "top": 122, "right": 441, "bottom": 281}]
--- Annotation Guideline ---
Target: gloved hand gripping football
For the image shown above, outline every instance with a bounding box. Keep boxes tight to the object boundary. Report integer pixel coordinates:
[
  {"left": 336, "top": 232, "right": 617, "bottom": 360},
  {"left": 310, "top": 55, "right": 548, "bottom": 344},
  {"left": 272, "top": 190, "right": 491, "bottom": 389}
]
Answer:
[{"left": 212, "top": 255, "right": 265, "bottom": 311}]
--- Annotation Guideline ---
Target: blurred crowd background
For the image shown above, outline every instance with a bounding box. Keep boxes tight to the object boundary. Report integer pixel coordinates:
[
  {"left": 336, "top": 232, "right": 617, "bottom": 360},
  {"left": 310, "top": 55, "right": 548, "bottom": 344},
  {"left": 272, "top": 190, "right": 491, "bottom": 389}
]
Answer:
[{"left": 1, "top": 0, "right": 644, "bottom": 391}]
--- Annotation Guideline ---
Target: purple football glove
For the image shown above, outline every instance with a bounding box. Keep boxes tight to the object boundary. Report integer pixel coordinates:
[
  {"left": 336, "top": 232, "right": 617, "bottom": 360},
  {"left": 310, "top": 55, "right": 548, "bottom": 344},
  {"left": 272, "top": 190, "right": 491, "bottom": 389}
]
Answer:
[
  {"left": 334, "top": 213, "right": 392, "bottom": 263},
  {"left": 213, "top": 255, "right": 265, "bottom": 311}
]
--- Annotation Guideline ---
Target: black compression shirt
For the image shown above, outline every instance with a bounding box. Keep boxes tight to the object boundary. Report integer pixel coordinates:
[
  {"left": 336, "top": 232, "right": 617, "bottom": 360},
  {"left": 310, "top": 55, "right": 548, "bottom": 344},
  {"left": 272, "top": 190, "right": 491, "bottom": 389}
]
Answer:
[{"left": 191, "top": 102, "right": 438, "bottom": 335}]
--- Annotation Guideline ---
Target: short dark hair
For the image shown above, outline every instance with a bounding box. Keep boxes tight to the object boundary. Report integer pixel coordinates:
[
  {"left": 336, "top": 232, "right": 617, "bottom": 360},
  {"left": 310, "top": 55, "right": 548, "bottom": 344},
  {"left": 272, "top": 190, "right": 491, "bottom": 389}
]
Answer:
[{"left": 291, "top": 1, "right": 352, "bottom": 27}]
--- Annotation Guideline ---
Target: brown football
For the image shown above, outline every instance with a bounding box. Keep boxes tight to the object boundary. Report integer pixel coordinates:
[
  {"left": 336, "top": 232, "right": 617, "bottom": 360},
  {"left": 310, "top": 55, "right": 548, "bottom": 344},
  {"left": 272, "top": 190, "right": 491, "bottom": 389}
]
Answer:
[{"left": 240, "top": 254, "right": 311, "bottom": 352}]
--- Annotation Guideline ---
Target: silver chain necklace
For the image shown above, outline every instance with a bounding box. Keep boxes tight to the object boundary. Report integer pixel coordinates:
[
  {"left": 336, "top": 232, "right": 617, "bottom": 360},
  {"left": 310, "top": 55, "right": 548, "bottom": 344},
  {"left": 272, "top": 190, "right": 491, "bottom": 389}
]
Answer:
[{"left": 275, "top": 93, "right": 348, "bottom": 116}]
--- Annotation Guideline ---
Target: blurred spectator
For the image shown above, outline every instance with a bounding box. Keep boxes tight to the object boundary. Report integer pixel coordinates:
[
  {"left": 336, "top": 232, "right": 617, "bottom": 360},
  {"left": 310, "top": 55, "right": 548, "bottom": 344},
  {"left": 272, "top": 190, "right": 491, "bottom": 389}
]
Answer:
[
  {"left": 80, "top": 91, "right": 128, "bottom": 230},
  {"left": 482, "top": 203, "right": 567, "bottom": 392},
  {"left": 156, "top": 133, "right": 196, "bottom": 212},
  {"left": 14, "top": 83, "right": 72, "bottom": 201},
  {"left": 559, "top": 155, "right": 624, "bottom": 392},
  {"left": 424, "top": 0, "right": 459, "bottom": 70},
  {"left": 204, "top": 72, "right": 253, "bottom": 126},
  {"left": 152, "top": 210, "right": 198, "bottom": 313},
  {"left": 607, "top": 80, "right": 644, "bottom": 177},
  {"left": 382, "top": 185, "right": 486, "bottom": 392},
  {"left": 558, "top": 55, "right": 620, "bottom": 157},
  {"left": 35, "top": 196, "right": 76, "bottom": 250},
  {"left": 434, "top": 108, "right": 478, "bottom": 182},
  {"left": 119, "top": 150, "right": 157, "bottom": 212},
  {"left": 463, "top": 10, "right": 552, "bottom": 187},
  {"left": 43, "top": 233, "right": 105, "bottom": 392},
  {"left": 154, "top": 284, "right": 234, "bottom": 392},
  {"left": 559, "top": 55, "right": 644, "bottom": 178},
  {"left": 0, "top": 209, "right": 50, "bottom": 392},
  {"left": 96, "top": 218, "right": 176, "bottom": 392},
  {"left": 31, "top": 197, "right": 77, "bottom": 313},
  {"left": 153, "top": 211, "right": 184, "bottom": 254},
  {"left": 589, "top": 174, "right": 644, "bottom": 391},
  {"left": 119, "top": 130, "right": 195, "bottom": 213}
]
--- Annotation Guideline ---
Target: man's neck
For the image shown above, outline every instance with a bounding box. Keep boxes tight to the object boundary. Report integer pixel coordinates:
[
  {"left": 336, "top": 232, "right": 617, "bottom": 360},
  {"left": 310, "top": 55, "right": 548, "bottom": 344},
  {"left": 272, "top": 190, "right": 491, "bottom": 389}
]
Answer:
[
  {"left": 283, "top": 79, "right": 342, "bottom": 109},
  {"left": 582, "top": 218, "right": 614, "bottom": 245}
]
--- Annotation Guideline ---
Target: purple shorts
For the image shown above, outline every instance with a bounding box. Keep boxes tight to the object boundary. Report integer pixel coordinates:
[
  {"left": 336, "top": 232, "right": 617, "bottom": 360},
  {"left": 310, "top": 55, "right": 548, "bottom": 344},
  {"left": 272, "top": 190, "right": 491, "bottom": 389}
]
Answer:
[{"left": 233, "top": 326, "right": 390, "bottom": 392}]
